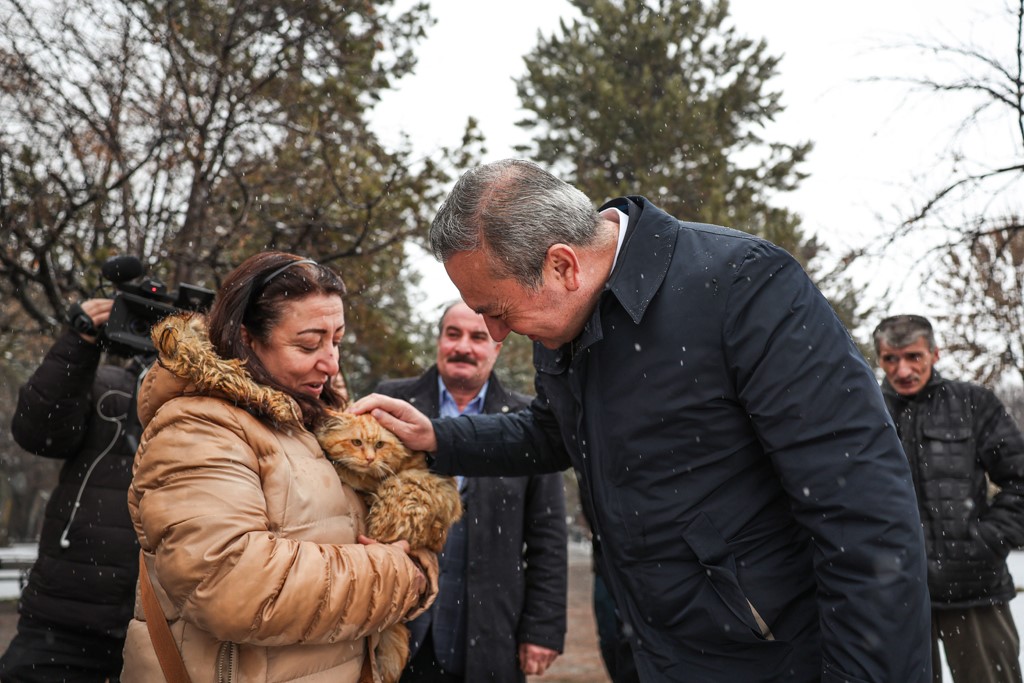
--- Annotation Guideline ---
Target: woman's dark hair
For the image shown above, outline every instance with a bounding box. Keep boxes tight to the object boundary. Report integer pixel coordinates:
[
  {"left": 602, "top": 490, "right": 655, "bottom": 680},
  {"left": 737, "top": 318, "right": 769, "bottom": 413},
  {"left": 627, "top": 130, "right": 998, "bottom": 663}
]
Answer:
[{"left": 207, "top": 251, "right": 347, "bottom": 427}]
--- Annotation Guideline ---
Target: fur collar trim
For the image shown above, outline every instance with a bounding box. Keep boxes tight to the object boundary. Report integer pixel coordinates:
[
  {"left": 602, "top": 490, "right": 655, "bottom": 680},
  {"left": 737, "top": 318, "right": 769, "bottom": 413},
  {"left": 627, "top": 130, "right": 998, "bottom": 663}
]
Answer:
[{"left": 151, "top": 312, "right": 303, "bottom": 426}]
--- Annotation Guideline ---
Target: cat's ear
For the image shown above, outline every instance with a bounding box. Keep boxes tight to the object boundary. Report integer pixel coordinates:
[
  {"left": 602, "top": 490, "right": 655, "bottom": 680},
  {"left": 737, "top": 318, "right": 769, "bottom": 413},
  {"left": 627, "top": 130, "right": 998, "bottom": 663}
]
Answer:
[{"left": 323, "top": 408, "right": 357, "bottom": 427}]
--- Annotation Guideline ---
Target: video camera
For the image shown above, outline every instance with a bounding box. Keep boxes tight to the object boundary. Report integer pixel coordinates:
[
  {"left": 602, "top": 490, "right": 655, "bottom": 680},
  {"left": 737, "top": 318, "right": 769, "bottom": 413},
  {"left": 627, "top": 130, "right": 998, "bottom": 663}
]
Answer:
[{"left": 69, "top": 255, "right": 216, "bottom": 358}]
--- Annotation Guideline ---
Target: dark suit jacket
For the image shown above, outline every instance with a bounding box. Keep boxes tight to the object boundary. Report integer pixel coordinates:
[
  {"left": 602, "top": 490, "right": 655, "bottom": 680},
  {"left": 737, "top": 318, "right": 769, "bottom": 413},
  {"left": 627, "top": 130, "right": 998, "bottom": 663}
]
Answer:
[{"left": 376, "top": 367, "right": 568, "bottom": 683}]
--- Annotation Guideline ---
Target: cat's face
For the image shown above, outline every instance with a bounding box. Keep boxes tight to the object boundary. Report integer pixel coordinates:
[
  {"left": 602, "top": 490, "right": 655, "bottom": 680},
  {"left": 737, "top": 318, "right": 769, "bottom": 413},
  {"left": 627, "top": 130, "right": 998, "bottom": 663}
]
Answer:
[{"left": 319, "top": 412, "right": 412, "bottom": 481}]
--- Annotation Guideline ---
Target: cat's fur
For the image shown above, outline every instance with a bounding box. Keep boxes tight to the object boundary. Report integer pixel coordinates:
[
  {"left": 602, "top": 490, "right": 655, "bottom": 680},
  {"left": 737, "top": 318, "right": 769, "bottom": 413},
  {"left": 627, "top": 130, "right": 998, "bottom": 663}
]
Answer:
[
  {"left": 315, "top": 411, "right": 462, "bottom": 554},
  {"left": 150, "top": 313, "right": 462, "bottom": 683}
]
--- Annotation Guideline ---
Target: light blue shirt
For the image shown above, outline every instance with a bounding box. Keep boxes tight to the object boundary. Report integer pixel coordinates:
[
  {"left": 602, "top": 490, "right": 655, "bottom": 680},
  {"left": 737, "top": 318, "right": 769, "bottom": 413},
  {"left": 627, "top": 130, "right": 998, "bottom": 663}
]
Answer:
[{"left": 438, "top": 377, "right": 488, "bottom": 490}]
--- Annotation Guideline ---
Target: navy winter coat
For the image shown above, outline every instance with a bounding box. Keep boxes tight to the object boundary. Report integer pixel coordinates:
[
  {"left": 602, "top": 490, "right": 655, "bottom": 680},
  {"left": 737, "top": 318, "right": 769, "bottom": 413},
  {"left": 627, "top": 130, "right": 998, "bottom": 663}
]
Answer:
[{"left": 430, "top": 197, "right": 931, "bottom": 683}]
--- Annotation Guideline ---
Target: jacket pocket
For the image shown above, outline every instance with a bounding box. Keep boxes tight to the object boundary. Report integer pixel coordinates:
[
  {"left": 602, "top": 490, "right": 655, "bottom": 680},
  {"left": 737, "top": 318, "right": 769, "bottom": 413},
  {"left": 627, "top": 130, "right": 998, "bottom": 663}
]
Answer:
[
  {"left": 681, "top": 512, "right": 774, "bottom": 641},
  {"left": 970, "top": 518, "right": 1009, "bottom": 560},
  {"left": 822, "top": 663, "right": 872, "bottom": 683},
  {"left": 921, "top": 426, "right": 974, "bottom": 477},
  {"left": 922, "top": 426, "right": 971, "bottom": 441}
]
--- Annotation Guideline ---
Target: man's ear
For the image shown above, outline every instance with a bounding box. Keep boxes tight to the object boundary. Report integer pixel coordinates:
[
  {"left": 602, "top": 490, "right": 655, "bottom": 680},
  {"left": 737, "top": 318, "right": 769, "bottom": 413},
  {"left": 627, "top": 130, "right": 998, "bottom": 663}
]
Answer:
[
  {"left": 240, "top": 326, "right": 252, "bottom": 348},
  {"left": 545, "top": 244, "right": 581, "bottom": 291}
]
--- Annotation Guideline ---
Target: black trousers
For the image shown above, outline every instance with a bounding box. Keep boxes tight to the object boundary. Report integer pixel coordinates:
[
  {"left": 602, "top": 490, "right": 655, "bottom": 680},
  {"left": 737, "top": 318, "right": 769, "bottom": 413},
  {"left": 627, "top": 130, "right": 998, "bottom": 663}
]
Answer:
[
  {"left": 0, "top": 617, "right": 123, "bottom": 683},
  {"left": 593, "top": 572, "right": 640, "bottom": 683},
  {"left": 399, "top": 631, "right": 462, "bottom": 683},
  {"left": 932, "top": 602, "right": 1022, "bottom": 683}
]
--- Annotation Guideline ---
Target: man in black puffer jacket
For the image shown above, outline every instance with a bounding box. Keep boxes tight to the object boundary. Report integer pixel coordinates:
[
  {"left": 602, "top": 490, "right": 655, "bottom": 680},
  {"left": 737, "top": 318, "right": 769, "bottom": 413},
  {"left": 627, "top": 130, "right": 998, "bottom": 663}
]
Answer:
[
  {"left": 874, "top": 314, "right": 1024, "bottom": 683},
  {"left": 0, "top": 299, "right": 143, "bottom": 683}
]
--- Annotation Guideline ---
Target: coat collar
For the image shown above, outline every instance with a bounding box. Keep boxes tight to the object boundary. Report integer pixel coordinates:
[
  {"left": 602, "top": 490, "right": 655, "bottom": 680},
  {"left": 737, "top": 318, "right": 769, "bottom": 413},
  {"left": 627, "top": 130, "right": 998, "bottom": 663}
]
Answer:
[
  {"left": 535, "top": 197, "right": 678, "bottom": 372},
  {"left": 881, "top": 368, "right": 947, "bottom": 402},
  {"left": 599, "top": 196, "right": 678, "bottom": 325},
  {"left": 400, "top": 365, "right": 517, "bottom": 417}
]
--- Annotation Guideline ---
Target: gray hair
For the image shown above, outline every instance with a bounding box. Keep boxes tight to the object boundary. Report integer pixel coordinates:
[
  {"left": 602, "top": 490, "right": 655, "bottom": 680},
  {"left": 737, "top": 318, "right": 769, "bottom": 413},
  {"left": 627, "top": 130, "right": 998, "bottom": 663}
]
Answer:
[
  {"left": 437, "top": 299, "right": 463, "bottom": 337},
  {"left": 872, "top": 314, "right": 936, "bottom": 354},
  {"left": 429, "top": 159, "right": 601, "bottom": 289}
]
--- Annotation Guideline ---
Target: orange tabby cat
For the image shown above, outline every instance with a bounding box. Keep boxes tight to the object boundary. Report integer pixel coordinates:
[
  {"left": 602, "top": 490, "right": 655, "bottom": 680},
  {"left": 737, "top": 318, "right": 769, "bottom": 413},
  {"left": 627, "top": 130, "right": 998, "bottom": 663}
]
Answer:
[{"left": 316, "top": 410, "right": 462, "bottom": 683}]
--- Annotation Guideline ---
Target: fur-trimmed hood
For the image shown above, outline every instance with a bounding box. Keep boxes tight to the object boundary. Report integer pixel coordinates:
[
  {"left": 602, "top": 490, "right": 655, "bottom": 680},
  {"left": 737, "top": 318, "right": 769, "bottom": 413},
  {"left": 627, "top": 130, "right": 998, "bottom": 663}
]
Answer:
[{"left": 138, "top": 312, "right": 303, "bottom": 430}]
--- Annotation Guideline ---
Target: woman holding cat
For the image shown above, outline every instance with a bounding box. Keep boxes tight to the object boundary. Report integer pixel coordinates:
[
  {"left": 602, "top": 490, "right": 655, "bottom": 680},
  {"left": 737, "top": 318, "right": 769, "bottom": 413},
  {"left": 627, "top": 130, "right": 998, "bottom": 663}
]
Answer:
[{"left": 121, "top": 252, "right": 438, "bottom": 682}]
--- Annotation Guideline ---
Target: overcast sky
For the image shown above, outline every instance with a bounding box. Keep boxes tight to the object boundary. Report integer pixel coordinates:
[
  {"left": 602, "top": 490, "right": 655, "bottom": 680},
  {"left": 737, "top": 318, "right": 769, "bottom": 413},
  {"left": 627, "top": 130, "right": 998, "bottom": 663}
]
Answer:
[{"left": 370, "top": 0, "right": 1016, "bottom": 337}]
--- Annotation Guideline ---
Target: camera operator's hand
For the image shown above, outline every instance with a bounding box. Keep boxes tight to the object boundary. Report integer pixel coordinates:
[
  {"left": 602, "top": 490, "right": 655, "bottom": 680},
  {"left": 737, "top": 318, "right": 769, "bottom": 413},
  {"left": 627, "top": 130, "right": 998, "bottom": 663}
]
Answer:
[{"left": 73, "top": 299, "right": 114, "bottom": 344}]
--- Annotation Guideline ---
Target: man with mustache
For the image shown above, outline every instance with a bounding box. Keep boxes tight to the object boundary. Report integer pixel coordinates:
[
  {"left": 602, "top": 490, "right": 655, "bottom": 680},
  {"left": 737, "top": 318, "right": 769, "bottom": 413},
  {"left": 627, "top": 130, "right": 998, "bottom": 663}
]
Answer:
[
  {"left": 375, "top": 301, "right": 568, "bottom": 683},
  {"left": 874, "top": 314, "right": 1024, "bottom": 683}
]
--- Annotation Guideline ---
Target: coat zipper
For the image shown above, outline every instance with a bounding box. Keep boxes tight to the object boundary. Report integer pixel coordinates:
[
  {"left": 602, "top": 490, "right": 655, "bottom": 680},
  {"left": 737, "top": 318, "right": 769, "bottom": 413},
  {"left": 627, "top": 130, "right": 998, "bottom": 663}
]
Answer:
[{"left": 216, "top": 641, "right": 237, "bottom": 683}]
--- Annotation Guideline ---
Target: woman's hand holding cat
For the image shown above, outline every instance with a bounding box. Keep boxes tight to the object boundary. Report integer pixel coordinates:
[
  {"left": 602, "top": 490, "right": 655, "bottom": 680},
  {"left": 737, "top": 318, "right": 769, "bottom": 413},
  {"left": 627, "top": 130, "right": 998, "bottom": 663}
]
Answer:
[
  {"left": 357, "top": 534, "right": 410, "bottom": 552},
  {"left": 404, "top": 548, "right": 440, "bottom": 618},
  {"left": 347, "top": 394, "right": 438, "bottom": 453}
]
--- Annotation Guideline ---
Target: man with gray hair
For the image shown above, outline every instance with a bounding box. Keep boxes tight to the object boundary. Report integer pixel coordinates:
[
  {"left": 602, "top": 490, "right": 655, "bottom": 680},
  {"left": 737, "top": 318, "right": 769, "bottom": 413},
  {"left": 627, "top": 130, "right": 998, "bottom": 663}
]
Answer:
[
  {"left": 874, "top": 314, "right": 1024, "bottom": 683},
  {"left": 352, "top": 158, "right": 931, "bottom": 682}
]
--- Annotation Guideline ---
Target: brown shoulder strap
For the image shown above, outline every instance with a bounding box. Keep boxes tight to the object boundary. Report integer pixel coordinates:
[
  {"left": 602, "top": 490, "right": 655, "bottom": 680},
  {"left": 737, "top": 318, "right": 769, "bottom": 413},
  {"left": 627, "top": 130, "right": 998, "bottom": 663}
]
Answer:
[{"left": 139, "top": 550, "right": 194, "bottom": 683}]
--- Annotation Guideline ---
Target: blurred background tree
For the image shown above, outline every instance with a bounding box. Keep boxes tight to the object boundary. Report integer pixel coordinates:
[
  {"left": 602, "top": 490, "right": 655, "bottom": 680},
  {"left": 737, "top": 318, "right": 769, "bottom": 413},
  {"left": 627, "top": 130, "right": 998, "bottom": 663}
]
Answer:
[
  {"left": 0, "top": 0, "right": 483, "bottom": 540},
  {"left": 929, "top": 215, "right": 1024, "bottom": 387},
  {"left": 0, "top": 0, "right": 491, "bottom": 389},
  {"left": 516, "top": 0, "right": 807, "bottom": 250},
  {"left": 849, "top": 0, "right": 1024, "bottom": 388}
]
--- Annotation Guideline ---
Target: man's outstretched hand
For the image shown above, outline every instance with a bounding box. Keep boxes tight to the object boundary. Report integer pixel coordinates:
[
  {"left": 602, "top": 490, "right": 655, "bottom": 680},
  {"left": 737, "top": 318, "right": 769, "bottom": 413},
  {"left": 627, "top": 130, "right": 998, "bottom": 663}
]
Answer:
[{"left": 347, "top": 393, "right": 438, "bottom": 453}]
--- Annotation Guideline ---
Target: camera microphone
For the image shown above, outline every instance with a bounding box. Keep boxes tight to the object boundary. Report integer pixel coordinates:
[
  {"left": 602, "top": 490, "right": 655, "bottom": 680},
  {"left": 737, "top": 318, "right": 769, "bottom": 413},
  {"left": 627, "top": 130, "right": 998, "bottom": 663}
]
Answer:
[{"left": 101, "top": 255, "right": 144, "bottom": 284}]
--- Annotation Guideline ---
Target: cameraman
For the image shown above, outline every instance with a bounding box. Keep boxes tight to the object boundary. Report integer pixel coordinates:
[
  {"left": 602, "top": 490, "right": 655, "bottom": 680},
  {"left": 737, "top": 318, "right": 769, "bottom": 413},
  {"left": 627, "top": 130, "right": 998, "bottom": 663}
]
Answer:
[{"left": 0, "top": 299, "right": 143, "bottom": 683}]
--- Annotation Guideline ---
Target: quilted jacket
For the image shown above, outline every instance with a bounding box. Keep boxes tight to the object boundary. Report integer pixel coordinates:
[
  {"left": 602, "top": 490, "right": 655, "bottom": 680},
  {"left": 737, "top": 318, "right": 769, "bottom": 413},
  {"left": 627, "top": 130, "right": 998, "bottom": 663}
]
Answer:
[
  {"left": 884, "top": 370, "right": 1024, "bottom": 607},
  {"left": 121, "top": 314, "right": 437, "bottom": 683},
  {"left": 10, "top": 331, "right": 140, "bottom": 639}
]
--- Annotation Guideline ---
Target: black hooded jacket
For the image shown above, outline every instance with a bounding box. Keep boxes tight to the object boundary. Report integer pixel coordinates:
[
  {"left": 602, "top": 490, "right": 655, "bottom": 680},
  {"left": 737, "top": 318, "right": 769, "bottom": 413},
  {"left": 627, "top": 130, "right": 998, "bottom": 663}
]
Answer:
[
  {"left": 10, "top": 331, "right": 141, "bottom": 639},
  {"left": 883, "top": 369, "right": 1024, "bottom": 607}
]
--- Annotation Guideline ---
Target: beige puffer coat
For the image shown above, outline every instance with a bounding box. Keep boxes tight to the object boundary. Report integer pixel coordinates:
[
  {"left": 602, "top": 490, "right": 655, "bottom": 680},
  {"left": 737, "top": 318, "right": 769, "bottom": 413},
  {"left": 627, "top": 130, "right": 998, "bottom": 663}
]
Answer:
[{"left": 121, "top": 315, "right": 437, "bottom": 682}]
